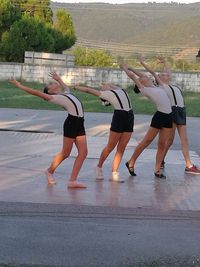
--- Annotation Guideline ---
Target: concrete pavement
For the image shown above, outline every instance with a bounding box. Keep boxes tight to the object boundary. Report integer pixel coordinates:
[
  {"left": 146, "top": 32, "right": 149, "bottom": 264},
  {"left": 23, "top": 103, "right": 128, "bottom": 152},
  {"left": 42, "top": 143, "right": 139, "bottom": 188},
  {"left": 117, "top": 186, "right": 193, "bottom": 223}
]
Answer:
[{"left": 0, "top": 108, "right": 200, "bottom": 266}]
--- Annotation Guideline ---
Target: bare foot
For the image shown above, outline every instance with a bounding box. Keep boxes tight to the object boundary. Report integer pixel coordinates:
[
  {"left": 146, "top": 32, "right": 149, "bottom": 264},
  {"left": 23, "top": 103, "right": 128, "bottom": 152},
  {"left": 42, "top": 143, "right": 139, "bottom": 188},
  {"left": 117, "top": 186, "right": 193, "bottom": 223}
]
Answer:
[
  {"left": 67, "top": 181, "right": 87, "bottom": 189},
  {"left": 45, "top": 170, "right": 56, "bottom": 185}
]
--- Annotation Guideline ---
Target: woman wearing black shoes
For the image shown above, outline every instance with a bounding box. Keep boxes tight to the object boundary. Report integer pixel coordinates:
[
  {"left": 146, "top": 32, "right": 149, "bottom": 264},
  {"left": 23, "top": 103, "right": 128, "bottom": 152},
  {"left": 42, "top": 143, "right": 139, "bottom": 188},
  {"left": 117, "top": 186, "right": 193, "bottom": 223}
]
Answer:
[{"left": 121, "top": 58, "right": 173, "bottom": 179}]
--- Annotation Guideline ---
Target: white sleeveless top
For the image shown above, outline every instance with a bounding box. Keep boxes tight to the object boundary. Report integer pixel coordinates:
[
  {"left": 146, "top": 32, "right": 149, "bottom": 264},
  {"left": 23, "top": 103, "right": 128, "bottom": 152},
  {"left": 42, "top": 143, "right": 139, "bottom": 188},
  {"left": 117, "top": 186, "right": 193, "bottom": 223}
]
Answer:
[
  {"left": 161, "top": 84, "right": 184, "bottom": 108},
  {"left": 141, "top": 86, "right": 172, "bottom": 114},
  {"left": 100, "top": 89, "right": 132, "bottom": 111},
  {"left": 49, "top": 91, "right": 84, "bottom": 117}
]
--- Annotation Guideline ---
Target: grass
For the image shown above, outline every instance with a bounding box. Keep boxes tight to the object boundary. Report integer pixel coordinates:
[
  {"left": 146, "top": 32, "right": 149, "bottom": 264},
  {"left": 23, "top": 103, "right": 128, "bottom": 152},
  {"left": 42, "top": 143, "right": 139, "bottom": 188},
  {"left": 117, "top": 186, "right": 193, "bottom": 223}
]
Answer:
[{"left": 0, "top": 81, "right": 200, "bottom": 117}]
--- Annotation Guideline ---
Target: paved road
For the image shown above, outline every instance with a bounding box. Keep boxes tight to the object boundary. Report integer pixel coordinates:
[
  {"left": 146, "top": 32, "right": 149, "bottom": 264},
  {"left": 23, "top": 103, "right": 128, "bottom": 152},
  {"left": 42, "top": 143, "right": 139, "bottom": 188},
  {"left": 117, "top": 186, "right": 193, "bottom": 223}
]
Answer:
[{"left": 0, "top": 108, "right": 200, "bottom": 267}]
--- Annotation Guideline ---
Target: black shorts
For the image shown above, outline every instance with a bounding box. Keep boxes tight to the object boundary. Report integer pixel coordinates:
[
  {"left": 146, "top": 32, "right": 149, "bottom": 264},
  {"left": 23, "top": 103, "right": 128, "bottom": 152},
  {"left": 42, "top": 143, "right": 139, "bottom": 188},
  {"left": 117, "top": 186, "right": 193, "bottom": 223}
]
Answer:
[
  {"left": 63, "top": 114, "right": 86, "bottom": 138},
  {"left": 150, "top": 111, "right": 173, "bottom": 129},
  {"left": 110, "top": 109, "right": 134, "bottom": 133},
  {"left": 172, "top": 106, "right": 186, "bottom": 125}
]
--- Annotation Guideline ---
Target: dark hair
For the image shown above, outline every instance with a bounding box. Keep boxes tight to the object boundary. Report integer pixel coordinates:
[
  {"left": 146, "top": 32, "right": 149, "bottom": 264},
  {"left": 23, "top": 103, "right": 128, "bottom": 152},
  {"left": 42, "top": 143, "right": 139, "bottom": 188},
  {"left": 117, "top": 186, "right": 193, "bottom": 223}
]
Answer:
[
  {"left": 100, "top": 98, "right": 111, "bottom": 106},
  {"left": 43, "top": 86, "right": 49, "bottom": 94},
  {"left": 133, "top": 85, "right": 140, "bottom": 94}
]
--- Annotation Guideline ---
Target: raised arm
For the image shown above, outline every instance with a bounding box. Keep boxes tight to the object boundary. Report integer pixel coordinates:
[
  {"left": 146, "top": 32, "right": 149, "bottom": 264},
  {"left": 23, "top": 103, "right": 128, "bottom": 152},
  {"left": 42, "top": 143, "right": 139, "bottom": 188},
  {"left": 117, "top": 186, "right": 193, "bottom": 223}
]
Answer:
[
  {"left": 74, "top": 85, "right": 101, "bottom": 97},
  {"left": 157, "top": 56, "right": 172, "bottom": 79},
  {"left": 127, "top": 66, "right": 146, "bottom": 78},
  {"left": 139, "top": 55, "right": 163, "bottom": 86},
  {"left": 10, "top": 79, "right": 52, "bottom": 101},
  {"left": 49, "top": 72, "right": 70, "bottom": 92},
  {"left": 120, "top": 64, "right": 143, "bottom": 89},
  {"left": 101, "top": 83, "right": 120, "bottom": 90}
]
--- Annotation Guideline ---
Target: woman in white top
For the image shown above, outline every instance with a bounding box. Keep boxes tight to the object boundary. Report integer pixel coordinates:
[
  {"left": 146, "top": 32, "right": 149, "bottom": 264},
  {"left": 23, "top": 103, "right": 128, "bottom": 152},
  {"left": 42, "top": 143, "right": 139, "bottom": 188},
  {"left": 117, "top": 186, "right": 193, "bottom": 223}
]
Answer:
[
  {"left": 121, "top": 60, "right": 173, "bottom": 179},
  {"left": 74, "top": 83, "right": 134, "bottom": 183},
  {"left": 155, "top": 57, "right": 200, "bottom": 174},
  {"left": 10, "top": 72, "right": 88, "bottom": 189}
]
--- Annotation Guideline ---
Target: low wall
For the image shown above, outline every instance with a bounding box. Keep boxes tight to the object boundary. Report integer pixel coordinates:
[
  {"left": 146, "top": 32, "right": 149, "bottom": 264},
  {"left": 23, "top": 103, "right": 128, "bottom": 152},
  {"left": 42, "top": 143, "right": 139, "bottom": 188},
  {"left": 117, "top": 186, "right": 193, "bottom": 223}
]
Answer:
[
  {"left": 24, "top": 51, "right": 75, "bottom": 67},
  {"left": 0, "top": 62, "right": 200, "bottom": 92}
]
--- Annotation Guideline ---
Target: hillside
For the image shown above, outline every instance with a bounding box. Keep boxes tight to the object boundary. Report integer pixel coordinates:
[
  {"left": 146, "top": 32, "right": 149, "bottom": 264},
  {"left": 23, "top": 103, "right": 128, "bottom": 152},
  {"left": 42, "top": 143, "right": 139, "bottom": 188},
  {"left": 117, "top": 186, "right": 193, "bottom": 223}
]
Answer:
[{"left": 51, "top": 2, "right": 200, "bottom": 59}]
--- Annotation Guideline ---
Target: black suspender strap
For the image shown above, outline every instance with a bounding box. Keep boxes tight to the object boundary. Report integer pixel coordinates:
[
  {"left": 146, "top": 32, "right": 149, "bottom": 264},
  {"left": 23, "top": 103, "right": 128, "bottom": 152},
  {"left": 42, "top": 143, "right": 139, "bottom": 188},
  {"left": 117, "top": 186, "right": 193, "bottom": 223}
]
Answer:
[
  {"left": 168, "top": 85, "right": 177, "bottom": 107},
  {"left": 173, "top": 84, "right": 183, "bottom": 96},
  {"left": 111, "top": 90, "right": 123, "bottom": 109},
  {"left": 61, "top": 94, "right": 79, "bottom": 116},
  {"left": 122, "top": 89, "right": 131, "bottom": 109},
  {"left": 168, "top": 85, "right": 184, "bottom": 107}
]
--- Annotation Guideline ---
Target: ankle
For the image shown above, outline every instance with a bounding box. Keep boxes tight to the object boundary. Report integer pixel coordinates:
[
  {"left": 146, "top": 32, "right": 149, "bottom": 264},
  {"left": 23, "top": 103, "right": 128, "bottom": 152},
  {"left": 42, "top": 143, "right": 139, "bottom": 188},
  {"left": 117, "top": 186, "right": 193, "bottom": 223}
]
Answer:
[{"left": 47, "top": 169, "right": 54, "bottom": 174}]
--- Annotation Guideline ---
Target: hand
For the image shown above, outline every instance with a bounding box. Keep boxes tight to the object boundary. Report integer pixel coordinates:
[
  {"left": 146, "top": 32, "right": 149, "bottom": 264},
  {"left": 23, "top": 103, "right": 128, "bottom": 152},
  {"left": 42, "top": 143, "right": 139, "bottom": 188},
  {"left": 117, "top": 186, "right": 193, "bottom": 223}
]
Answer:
[
  {"left": 157, "top": 55, "right": 165, "bottom": 64},
  {"left": 49, "top": 71, "right": 60, "bottom": 81},
  {"left": 138, "top": 54, "right": 145, "bottom": 63},
  {"left": 10, "top": 78, "right": 21, "bottom": 87},
  {"left": 120, "top": 63, "right": 129, "bottom": 70}
]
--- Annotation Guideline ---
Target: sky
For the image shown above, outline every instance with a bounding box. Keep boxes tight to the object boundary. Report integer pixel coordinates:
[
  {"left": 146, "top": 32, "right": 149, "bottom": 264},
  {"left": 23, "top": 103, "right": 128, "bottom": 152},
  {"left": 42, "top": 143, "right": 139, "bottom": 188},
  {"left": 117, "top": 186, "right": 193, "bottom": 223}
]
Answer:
[{"left": 54, "top": 0, "right": 198, "bottom": 4}]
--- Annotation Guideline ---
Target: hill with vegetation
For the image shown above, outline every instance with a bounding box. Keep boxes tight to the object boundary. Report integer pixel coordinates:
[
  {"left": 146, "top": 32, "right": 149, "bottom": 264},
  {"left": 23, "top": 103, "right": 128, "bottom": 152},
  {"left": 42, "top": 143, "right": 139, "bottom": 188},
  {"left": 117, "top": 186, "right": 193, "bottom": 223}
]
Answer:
[{"left": 51, "top": 2, "right": 200, "bottom": 60}]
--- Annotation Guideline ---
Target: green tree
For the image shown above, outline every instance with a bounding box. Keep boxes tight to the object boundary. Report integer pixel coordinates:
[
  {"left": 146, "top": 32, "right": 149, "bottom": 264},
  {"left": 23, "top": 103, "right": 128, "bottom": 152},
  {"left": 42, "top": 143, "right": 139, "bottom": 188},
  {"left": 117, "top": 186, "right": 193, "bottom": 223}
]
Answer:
[
  {"left": 10, "top": 0, "right": 53, "bottom": 24},
  {"left": 0, "top": 0, "right": 21, "bottom": 37},
  {"left": 53, "top": 9, "right": 76, "bottom": 52},
  {"left": 0, "top": 1, "right": 76, "bottom": 61},
  {"left": 74, "top": 47, "right": 114, "bottom": 67},
  {"left": 0, "top": 15, "right": 54, "bottom": 62}
]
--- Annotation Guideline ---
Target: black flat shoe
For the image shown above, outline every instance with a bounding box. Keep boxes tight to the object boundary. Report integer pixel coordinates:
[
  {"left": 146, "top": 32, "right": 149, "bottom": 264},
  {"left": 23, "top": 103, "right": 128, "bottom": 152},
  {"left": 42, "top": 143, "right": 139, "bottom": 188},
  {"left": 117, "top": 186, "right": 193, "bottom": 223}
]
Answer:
[
  {"left": 154, "top": 172, "right": 166, "bottom": 179},
  {"left": 125, "top": 162, "right": 136, "bottom": 176},
  {"left": 160, "top": 160, "right": 165, "bottom": 169}
]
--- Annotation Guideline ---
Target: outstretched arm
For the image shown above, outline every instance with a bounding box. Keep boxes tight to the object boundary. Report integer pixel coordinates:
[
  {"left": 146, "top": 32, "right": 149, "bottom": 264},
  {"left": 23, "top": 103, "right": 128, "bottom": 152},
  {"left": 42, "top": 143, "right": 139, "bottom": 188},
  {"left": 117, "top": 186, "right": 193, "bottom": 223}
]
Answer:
[
  {"left": 118, "top": 58, "right": 145, "bottom": 78},
  {"left": 49, "top": 71, "right": 70, "bottom": 92},
  {"left": 74, "top": 85, "right": 101, "bottom": 97},
  {"left": 157, "top": 56, "right": 172, "bottom": 78},
  {"left": 126, "top": 66, "right": 146, "bottom": 78},
  {"left": 120, "top": 64, "right": 143, "bottom": 89},
  {"left": 139, "top": 55, "right": 163, "bottom": 86},
  {"left": 10, "top": 79, "right": 53, "bottom": 101}
]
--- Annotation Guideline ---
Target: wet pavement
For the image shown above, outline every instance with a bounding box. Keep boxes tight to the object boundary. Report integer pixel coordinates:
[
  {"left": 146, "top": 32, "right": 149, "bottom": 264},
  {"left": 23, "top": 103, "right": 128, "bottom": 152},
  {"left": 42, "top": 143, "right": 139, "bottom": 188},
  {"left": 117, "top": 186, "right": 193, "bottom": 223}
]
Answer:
[
  {"left": 0, "top": 108, "right": 200, "bottom": 266},
  {"left": 0, "top": 108, "right": 200, "bottom": 212}
]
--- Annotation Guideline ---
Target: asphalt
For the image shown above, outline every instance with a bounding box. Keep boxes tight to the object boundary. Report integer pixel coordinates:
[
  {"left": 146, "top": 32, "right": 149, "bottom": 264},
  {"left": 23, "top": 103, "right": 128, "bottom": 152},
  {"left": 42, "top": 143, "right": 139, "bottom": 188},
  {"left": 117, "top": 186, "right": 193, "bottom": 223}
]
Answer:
[{"left": 0, "top": 108, "right": 200, "bottom": 267}]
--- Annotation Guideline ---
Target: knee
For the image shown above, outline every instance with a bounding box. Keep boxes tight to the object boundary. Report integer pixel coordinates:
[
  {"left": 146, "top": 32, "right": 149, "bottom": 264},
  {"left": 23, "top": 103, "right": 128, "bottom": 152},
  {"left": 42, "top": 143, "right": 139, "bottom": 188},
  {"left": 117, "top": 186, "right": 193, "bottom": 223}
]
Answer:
[
  {"left": 62, "top": 153, "right": 70, "bottom": 160},
  {"left": 158, "top": 141, "right": 166, "bottom": 151},
  {"left": 142, "top": 138, "right": 152, "bottom": 147},
  {"left": 181, "top": 136, "right": 189, "bottom": 147},
  {"left": 84, "top": 148, "right": 88, "bottom": 158},
  {"left": 118, "top": 147, "right": 126, "bottom": 154},
  {"left": 79, "top": 148, "right": 88, "bottom": 159},
  {"left": 61, "top": 149, "right": 70, "bottom": 159},
  {"left": 167, "top": 137, "right": 174, "bottom": 147},
  {"left": 105, "top": 145, "right": 115, "bottom": 154}
]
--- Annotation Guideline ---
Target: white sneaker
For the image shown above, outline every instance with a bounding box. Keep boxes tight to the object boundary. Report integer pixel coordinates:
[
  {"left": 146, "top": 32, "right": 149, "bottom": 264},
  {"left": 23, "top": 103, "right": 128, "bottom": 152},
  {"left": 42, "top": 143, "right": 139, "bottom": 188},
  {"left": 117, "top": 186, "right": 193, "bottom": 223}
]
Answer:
[
  {"left": 95, "top": 166, "right": 104, "bottom": 180},
  {"left": 110, "top": 171, "right": 125, "bottom": 183}
]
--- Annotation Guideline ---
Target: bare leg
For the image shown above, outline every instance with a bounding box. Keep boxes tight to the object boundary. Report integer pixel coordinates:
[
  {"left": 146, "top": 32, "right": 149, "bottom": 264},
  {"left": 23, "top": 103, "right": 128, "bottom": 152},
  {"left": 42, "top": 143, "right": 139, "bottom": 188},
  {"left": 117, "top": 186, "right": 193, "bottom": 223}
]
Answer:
[
  {"left": 70, "top": 135, "right": 88, "bottom": 181},
  {"left": 46, "top": 136, "right": 74, "bottom": 184},
  {"left": 161, "top": 123, "right": 176, "bottom": 163},
  {"left": 128, "top": 127, "right": 159, "bottom": 167},
  {"left": 177, "top": 125, "right": 192, "bottom": 167},
  {"left": 97, "top": 130, "right": 121, "bottom": 168},
  {"left": 155, "top": 127, "right": 172, "bottom": 173},
  {"left": 68, "top": 135, "right": 88, "bottom": 189},
  {"left": 112, "top": 132, "right": 132, "bottom": 172}
]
